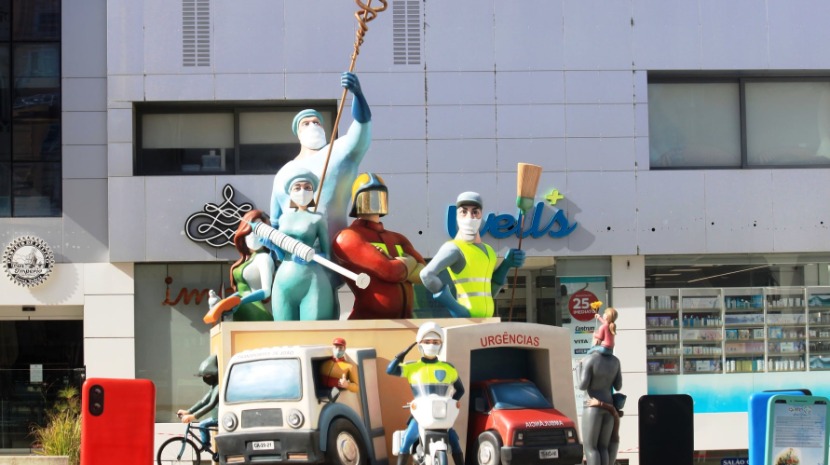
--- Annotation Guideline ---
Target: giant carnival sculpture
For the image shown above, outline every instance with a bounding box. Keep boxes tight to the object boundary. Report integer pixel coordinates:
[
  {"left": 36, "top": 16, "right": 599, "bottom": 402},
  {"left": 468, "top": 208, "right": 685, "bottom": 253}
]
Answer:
[{"left": 188, "top": 3, "right": 625, "bottom": 465}]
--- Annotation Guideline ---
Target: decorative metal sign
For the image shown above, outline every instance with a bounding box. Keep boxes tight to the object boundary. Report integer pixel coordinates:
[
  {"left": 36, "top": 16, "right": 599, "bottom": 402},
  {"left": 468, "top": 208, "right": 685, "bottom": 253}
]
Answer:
[
  {"left": 3, "top": 236, "right": 55, "bottom": 287},
  {"left": 185, "top": 184, "right": 253, "bottom": 248}
]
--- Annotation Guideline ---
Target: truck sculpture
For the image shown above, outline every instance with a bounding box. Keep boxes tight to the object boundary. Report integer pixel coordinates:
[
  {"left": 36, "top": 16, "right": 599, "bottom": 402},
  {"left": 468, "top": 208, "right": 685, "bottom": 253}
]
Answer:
[{"left": 208, "top": 319, "right": 583, "bottom": 465}]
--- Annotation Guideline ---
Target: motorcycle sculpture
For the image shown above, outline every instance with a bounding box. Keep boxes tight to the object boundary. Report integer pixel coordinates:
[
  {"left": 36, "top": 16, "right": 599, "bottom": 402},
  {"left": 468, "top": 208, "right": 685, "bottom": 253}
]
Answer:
[{"left": 392, "top": 379, "right": 460, "bottom": 465}]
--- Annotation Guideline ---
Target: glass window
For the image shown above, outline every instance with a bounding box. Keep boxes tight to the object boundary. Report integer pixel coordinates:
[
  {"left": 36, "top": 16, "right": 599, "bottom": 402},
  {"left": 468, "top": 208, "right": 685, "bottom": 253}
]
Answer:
[
  {"left": 649, "top": 77, "right": 830, "bottom": 169},
  {"left": 12, "top": 160, "right": 59, "bottom": 216},
  {"left": 238, "top": 111, "right": 298, "bottom": 173},
  {"left": 136, "top": 106, "right": 335, "bottom": 175},
  {"left": 746, "top": 82, "right": 830, "bottom": 166},
  {"left": 0, "top": 1, "right": 10, "bottom": 41},
  {"left": 648, "top": 82, "right": 741, "bottom": 168},
  {"left": 140, "top": 113, "right": 235, "bottom": 174},
  {"left": 645, "top": 255, "right": 830, "bottom": 288},
  {"left": 225, "top": 359, "right": 302, "bottom": 403},
  {"left": 134, "top": 264, "right": 220, "bottom": 422},
  {"left": 12, "top": 0, "right": 59, "bottom": 41},
  {"left": 0, "top": 0, "right": 60, "bottom": 217}
]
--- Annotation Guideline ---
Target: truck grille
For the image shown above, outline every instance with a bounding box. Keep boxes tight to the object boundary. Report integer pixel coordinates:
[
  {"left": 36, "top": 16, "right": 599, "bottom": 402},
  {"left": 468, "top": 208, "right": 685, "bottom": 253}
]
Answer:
[
  {"left": 516, "top": 428, "right": 568, "bottom": 447},
  {"left": 242, "top": 408, "right": 283, "bottom": 428}
]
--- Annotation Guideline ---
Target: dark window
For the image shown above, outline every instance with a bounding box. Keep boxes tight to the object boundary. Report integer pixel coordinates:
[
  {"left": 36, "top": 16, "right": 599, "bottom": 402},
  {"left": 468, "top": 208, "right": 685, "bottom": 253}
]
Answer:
[
  {"left": 135, "top": 105, "right": 335, "bottom": 175},
  {"left": 649, "top": 75, "right": 830, "bottom": 169},
  {"left": 0, "top": 0, "right": 61, "bottom": 217}
]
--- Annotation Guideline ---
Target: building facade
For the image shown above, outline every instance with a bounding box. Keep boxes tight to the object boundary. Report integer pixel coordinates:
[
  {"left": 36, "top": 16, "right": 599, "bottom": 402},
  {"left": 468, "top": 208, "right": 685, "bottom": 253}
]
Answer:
[{"left": 2, "top": 0, "right": 830, "bottom": 462}]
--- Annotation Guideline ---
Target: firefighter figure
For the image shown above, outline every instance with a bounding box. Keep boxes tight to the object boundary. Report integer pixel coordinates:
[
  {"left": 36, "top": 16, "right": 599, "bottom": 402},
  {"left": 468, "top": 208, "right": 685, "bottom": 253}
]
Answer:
[
  {"left": 420, "top": 191, "right": 526, "bottom": 318},
  {"left": 332, "top": 172, "right": 426, "bottom": 319},
  {"left": 386, "top": 322, "right": 464, "bottom": 465}
]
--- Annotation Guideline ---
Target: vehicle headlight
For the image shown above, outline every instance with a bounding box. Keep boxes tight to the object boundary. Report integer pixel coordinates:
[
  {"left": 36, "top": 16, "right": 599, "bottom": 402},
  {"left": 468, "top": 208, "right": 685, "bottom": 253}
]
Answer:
[
  {"left": 431, "top": 400, "right": 447, "bottom": 419},
  {"left": 222, "top": 412, "right": 238, "bottom": 432},
  {"left": 287, "top": 409, "right": 304, "bottom": 429},
  {"left": 567, "top": 428, "right": 577, "bottom": 443}
]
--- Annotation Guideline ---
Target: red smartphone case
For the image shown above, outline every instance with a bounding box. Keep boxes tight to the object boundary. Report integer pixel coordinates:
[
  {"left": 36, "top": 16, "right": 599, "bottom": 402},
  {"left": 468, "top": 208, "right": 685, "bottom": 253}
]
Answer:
[{"left": 81, "top": 378, "right": 155, "bottom": 465}]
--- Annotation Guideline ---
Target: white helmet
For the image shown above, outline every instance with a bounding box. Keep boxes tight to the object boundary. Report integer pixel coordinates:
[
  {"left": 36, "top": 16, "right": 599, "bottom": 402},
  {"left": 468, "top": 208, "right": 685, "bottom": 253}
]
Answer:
[{"left": 416, "top": 322, "right": 445, "bottom": 358}]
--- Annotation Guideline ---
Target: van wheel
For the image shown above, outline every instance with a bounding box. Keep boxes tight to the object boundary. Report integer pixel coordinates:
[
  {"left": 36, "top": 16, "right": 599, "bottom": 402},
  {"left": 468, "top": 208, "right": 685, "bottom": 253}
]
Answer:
[
  {"left": 476, "top": 431, "right": 502, "bottom": 465},
  {"left": 327, "top": 418, "right": 368, "bottom": 465}
]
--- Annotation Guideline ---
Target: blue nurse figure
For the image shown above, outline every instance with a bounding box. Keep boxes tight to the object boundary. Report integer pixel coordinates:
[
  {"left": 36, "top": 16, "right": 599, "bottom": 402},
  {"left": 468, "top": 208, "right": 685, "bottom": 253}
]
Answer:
[{"left": 270, "top": 168, "right": 335, "bottom": 320}]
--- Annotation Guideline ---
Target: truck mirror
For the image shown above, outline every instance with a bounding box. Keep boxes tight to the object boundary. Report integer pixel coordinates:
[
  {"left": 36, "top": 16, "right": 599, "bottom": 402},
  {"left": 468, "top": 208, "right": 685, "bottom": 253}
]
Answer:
[{"left": 475, "top": 397, "right": 486, "bottom": 413}]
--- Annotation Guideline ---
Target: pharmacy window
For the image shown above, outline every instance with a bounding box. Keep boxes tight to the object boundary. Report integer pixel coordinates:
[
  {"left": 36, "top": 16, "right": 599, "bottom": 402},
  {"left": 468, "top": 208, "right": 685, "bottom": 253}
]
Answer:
[
  {"left": 648, "top": 77, "right": 830, "bottom": 169},
  {"left": 135, "top": 105, "right": 334, "bottom": 175}
]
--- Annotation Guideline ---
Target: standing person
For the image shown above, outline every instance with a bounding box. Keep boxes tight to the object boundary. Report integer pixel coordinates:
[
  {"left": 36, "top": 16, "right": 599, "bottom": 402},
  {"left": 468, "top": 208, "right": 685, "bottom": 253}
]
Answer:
[
  {"left": 578, "top": 351, "right": 623, "bottom": 465},
  {"left": 271, "top": 168, "right": 335, "bottom": 320},
  {"left": 419, "top": 191, "right": 526, "bottom": 318},
  {"left": 270, "top": 72, "right": 372, "bottom": 244},
  {"left": 319, "top": 337, "right": 358, "bottom": 393},
  {"left": 386, "top": 322, "right": 464, "bottom": 465},
  {"left": 588, "top": 307, "right": 619, "bottom": 355},
  {"left": 332, "top": 172, "right": 425, "bottom": 319},
  {"left": 177, "top": 355, "right": 220, "bottom": 451},
  {"left": 203, "top": 209, "right": 275, "bottom": 323}
]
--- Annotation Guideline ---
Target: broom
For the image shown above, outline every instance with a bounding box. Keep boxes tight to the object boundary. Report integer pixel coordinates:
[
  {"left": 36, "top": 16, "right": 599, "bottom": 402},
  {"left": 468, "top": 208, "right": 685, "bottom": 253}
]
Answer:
[{"left": 508, "top": 163, "right": 542, "bottom": 321}]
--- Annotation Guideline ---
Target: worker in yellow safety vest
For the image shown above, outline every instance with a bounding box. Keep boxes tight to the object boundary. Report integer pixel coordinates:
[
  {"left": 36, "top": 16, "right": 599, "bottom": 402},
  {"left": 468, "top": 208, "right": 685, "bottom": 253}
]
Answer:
[{"left": 419, "top": 191, "right": 525, "bottom": 318}]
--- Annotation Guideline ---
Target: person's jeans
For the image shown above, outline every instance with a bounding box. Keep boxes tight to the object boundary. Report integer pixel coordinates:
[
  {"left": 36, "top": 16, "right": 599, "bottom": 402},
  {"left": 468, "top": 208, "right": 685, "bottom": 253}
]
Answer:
[{"left": 198, "top": 418, "right": 218, "bottom": 449}]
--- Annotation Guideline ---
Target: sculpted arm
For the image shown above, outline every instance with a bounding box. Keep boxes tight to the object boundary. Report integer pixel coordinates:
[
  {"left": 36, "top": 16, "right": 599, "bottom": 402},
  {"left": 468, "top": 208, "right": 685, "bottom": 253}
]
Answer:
[
  {"left": 333, "top": 229, "right": 409, "bottom": 282},
  {"left": 419, "top": 242, "right": 462, "bottom": 293}
]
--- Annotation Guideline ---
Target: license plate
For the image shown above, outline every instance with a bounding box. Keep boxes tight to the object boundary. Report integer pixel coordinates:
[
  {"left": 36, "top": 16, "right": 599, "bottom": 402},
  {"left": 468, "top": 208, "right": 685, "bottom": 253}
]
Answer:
[
  {"left": 539, "top": 449, "right": 559, "bottom": 459},
  {"left": 252, "top": 441, "right": 275, "bottom": 450}
]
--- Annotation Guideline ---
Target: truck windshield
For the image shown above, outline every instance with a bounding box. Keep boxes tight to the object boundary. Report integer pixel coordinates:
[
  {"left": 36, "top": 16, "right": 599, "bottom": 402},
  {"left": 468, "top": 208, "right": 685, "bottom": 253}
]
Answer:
[
  {"left": 490, "top": 382, "right": 553, "bottom": 410},
  {"left": 226, "top": 358, "right": 302, "bottom": 402}
]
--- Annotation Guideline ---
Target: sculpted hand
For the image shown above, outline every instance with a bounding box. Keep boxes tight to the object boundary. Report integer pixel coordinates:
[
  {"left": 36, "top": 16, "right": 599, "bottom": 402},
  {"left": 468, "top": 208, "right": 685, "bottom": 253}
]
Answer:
[
  {"left": 395, "top": 255, "right": 417, "bottom": 275},
  {"left": 341, "top": 72, "right": 362, "bottom": 97},
  {"left": 503, "top": 248, "right": 526, "bottom": 268}
]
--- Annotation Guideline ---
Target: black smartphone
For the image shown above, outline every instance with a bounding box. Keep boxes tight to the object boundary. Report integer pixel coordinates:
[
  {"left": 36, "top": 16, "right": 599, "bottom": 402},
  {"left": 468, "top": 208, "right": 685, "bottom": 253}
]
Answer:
[{"left": 639, "top": 394, "right": 694, "bottom": 465}]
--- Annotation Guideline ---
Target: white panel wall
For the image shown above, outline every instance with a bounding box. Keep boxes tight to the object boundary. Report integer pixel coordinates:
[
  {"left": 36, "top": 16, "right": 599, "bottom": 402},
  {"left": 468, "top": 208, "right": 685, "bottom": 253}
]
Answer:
[{"left": 105, "top": 0, "right": 830, "bottom": 261}]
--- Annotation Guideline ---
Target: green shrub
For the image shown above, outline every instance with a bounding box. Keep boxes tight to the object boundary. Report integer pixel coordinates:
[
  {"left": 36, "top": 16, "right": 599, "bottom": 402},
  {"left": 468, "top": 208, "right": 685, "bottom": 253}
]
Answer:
[{"left": 31, "top": 385, "right": 81, "bottom": 465}]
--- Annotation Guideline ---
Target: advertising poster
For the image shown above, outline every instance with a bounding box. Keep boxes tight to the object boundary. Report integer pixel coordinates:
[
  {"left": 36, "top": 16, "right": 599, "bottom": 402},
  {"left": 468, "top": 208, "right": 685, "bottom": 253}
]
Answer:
[{"left": 559, "top": 276, "right": 608, "bottom": 416}]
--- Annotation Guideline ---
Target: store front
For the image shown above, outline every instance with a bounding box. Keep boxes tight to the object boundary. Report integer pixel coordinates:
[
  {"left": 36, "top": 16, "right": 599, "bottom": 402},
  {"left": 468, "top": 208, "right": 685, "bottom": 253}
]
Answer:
[{"left": 0, "top": 319, "right": 84, "bottom": 451}]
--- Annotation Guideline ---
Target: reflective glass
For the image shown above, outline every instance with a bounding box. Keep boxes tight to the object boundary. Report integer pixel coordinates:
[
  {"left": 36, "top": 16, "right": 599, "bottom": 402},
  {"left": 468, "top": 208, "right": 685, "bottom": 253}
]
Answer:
[
  {"left": 12, "top": 0, "right": 59, "bottom": 41},
  {"left": 0, "top": 45, "right": 9, "bottom": 162},
  {"left": 0, "top": 161, "right": 9, "bottom": 216},
  {"left": 11, "top": 161, "right": 59, "bottom": 216},
  {"left": 746, "top": 81, "right": 830, "bottom": 166},
  {"left": 649, "top": 83, "right": 741, "bottom": 168}
]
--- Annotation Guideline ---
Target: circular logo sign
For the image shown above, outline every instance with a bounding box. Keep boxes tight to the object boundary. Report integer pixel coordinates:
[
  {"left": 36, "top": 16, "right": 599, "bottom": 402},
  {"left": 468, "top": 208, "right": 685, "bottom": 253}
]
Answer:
[
  {"left": 3, "top": 236, "right": 55, "bottom": 287},
  {"left": 569, "top": 289, "right": 599, "bottom": 322}
]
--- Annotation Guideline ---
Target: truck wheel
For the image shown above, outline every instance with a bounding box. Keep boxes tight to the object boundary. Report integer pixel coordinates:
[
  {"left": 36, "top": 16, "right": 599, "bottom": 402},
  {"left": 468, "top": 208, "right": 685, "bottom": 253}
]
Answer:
[
  {"left": 327, "top": 418, "right": 368, "bottom": 465},
  {"left": 475, "top": 431, "right": 502, "bottom": 465}
]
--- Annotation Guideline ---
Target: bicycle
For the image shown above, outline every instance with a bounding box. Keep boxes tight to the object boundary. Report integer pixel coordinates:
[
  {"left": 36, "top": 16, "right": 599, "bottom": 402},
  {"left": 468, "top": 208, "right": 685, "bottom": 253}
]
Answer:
[{"left": 156, "top": 421, "right": 219, "bottom": 465}]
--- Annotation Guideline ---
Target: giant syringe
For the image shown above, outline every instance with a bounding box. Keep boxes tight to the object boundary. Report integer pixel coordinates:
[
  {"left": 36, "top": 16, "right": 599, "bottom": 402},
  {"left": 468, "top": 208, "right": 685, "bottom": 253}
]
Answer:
[{"left": 251, "top": 221, "right": 370, "bottom": 289}]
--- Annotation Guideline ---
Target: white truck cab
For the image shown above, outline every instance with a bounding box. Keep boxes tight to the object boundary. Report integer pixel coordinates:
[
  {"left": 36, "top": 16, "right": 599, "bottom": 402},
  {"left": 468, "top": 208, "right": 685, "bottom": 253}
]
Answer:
[{"left": 215, "top": 345, "right": 387, "bottom": 465}]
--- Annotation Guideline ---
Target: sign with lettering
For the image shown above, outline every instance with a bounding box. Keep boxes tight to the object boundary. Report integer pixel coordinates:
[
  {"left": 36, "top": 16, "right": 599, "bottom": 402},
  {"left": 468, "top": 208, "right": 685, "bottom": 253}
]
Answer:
[
  {"left": 3, "top": 236, "right": 55, "bottom": 287},
  {"left": 569, "top": 290, "right": 600, "bottom": 322},
  {"left": 445, "top": 202, "right": 577, "bottom": 239}
]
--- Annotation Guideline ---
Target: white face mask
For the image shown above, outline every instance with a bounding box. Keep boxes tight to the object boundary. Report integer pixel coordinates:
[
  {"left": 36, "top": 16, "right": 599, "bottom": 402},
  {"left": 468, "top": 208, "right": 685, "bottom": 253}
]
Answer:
[
  {"left": 457, "top": 217, "right": 482, "bottom": 240},
  {"left": 290, "top": 188, "right": 314, "bottom": 207},
  {"left": 298, "top": 125, "right": 326, "bottom": 150},
  {"left": 420, "top": 342, "right": 441, "bottom": 358},
  {"left": 333, "top": 347, "right": 346, "bottom": 359}
]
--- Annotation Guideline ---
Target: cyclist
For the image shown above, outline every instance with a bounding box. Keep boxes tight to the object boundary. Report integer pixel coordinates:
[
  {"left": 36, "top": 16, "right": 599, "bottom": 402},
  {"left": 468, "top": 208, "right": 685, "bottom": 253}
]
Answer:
[{"left": 177, "top": 354, "right": 219, "bottom": 451}]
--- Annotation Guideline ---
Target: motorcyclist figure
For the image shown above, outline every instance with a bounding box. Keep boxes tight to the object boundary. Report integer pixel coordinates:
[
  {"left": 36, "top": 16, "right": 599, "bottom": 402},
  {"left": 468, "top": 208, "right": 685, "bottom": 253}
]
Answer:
[{"left": 386, "top": 322, "right": 465, "bottom": 465}]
